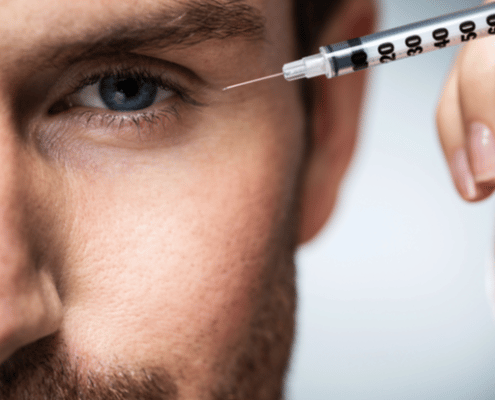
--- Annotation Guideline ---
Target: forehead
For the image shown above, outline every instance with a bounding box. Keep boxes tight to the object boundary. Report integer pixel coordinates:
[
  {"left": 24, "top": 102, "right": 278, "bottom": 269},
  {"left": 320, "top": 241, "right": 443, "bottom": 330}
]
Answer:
[
  {"left": 0, "top": 0, "right": 294, "bottom": 86},
  {"left": 0, "top": 0, "right": 286, "bottom": 43}
]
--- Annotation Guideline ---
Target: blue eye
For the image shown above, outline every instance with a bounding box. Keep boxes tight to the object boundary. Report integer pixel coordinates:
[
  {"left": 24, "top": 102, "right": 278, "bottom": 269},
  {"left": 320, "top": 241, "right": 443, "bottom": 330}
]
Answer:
[
  {"left": 67, "top": 73, "right": 175, "bottom": 112},
  {"left": 99, "top": 75, "right": 157, "bottom": 111}
]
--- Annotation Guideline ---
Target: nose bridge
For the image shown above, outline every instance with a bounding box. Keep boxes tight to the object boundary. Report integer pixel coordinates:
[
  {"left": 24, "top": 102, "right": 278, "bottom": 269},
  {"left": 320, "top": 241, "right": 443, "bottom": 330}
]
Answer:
[
  {"left": 0, "top": 99, "right": 62, "bottom": 365},
  {"left": 0, "top": 98, "right": 33, "bottom": 349}
]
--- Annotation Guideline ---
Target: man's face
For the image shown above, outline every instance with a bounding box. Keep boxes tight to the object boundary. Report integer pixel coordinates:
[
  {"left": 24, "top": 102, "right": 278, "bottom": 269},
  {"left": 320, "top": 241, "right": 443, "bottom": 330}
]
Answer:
[{"left": 0, "top": 0, "right": 306, "bottom": 398}]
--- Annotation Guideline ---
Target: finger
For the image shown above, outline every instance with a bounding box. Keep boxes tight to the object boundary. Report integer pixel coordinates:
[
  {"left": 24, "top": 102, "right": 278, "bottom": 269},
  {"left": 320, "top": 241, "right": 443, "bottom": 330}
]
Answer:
[
  {"left": 437, "top": 57, "right": 481, "bottom": 201},
  {"left": 458, "top": 30, "right": 495, "bottom": 197}
]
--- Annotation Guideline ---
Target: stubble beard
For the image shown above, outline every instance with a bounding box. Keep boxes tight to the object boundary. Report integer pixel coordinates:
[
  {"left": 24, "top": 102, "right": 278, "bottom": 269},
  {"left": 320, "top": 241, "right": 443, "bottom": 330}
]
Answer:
[{"left": 0, "top": 211, "right": 298, "bottom": 400}]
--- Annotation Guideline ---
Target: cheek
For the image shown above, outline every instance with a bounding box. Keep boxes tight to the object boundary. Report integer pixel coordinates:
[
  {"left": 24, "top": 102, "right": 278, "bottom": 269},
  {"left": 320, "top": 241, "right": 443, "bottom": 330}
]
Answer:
[{"left": 56, "top": 97, "right": 304, "bottom": 379}]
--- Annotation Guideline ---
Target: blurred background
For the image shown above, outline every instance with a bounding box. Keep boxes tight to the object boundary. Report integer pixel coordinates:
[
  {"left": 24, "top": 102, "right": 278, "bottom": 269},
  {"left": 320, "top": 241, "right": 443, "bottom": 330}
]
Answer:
[{"left": 286, "top": 0, "right": 495, "bottom": 398}]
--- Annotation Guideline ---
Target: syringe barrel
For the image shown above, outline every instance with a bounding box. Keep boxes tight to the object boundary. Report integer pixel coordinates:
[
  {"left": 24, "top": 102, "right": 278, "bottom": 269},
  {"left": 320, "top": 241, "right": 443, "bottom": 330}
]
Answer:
[{"left": 283, "top": 2, "right": 495, "bottom": 81}]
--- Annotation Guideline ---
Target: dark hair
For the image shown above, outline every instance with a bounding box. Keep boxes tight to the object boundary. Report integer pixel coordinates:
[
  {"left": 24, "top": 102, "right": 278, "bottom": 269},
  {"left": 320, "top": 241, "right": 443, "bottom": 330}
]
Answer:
[
  {"left": 294, "top": 0, "right": 344, "bottom": 57},
  {"left": 293, "top": 0, "right": 344, "bottom": 119}
]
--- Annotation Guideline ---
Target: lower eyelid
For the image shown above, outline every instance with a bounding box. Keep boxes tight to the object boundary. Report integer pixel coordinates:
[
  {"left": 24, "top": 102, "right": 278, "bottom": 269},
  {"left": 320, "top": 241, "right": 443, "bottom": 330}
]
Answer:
[
  {"left": 36, "top": 104, "right": 183, "bottom": 153},
  {"left": 80, "top": 106, "right": 181, "bottom": 142}
]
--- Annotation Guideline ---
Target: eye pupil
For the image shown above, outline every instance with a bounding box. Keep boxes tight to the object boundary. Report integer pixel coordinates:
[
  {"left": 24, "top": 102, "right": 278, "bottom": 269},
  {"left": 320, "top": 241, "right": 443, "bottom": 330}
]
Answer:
[
  {"left": 116, "top": 78, "right": 139, "bottom": 98},
  {"left": 99, "top": 75, "right": 158, "bottom": 111}
]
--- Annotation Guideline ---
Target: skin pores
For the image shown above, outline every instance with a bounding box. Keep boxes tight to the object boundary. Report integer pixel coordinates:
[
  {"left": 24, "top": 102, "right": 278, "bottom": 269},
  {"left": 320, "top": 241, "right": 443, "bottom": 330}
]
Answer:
[{"left": 0, "top": 0, "right": 307, "bottom": 398}]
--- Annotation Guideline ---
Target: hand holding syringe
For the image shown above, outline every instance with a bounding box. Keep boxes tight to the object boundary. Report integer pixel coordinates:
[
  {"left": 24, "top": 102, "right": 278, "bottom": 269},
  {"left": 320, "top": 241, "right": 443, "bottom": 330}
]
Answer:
[{"left": 226, "top": 0, "right": 495, "bottom": 204}]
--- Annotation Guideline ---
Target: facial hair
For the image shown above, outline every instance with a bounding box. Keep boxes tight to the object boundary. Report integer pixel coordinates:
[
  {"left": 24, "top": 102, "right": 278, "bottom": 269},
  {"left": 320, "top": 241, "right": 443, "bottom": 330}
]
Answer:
[{"left": 0, "top": 209, "right": 298, "bottom": 400}]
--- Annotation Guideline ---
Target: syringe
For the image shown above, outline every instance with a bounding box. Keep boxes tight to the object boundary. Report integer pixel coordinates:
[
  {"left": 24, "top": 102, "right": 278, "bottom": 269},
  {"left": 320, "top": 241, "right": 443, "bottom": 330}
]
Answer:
[{"left": 224, "top": 2, "right": 495, "bottom": 90}]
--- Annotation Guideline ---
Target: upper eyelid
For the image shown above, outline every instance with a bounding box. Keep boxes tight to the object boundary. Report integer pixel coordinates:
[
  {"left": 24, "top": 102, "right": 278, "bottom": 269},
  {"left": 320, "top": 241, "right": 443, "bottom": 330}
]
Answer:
[
  {"left": 63, "top": 64, "right": 191, "bottom": 101},
  {"left": 71, "top": 52, "right": 205, "bottom": 83}
]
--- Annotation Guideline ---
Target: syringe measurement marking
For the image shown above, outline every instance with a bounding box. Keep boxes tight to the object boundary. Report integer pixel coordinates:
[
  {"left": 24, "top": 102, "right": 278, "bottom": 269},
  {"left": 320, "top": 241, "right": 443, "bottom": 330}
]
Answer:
[{"left": 343, "top": 13, "right": 495, "bottom": 76}]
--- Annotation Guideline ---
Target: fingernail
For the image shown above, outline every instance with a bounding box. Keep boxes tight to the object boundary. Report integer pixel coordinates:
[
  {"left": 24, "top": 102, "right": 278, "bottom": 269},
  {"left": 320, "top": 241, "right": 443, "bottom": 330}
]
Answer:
[
  {"left": 467, "top": 122, "right": 495, "bottom": 183},
  {"left": 451, "top": 148, "right": 477, "bottom": 200}
]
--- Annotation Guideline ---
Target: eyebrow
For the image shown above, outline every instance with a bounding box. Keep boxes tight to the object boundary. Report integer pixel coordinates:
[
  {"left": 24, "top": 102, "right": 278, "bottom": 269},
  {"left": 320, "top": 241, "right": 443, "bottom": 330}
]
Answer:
[{"left": 33, "top": 0, "right": 266, "bottom": 69}]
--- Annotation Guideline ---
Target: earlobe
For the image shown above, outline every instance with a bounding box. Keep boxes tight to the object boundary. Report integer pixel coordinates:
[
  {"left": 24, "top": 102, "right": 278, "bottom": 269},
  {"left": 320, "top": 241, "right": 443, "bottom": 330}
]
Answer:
[{"left": 297, "top": 0, "right": 376, "bottom": 244}]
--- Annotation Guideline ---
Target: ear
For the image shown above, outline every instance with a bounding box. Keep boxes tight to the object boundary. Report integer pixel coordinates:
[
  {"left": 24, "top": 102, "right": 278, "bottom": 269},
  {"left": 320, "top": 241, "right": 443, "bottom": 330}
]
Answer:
[{"left": 297, "top": 0, "right": 376, "bottom": 244}]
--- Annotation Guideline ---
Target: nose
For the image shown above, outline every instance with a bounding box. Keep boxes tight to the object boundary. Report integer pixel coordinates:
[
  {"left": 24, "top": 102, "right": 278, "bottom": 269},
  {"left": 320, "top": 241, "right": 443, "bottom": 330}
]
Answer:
[{"left": 0, "top": 112, "right": 62, "bottom": 365}]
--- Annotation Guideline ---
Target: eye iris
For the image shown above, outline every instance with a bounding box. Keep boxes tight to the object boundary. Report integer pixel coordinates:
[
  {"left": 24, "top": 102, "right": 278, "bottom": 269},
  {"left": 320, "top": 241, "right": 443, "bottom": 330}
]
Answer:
[{"left": 99, "top": 75, "right": 158, "bottom": 111}]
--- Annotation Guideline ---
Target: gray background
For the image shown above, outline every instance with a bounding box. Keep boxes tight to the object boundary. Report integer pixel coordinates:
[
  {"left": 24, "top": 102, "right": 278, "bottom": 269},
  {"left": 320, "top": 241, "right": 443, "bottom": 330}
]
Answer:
[{"left": 286, "top": 0, "right": 495, "bottom": 398}]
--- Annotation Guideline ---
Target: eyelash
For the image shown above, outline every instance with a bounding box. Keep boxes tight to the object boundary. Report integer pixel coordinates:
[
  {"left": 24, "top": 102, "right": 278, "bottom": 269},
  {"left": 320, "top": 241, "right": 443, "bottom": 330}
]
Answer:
[{"left": 48, "top": 65, "right": 200, "bottom": 133}]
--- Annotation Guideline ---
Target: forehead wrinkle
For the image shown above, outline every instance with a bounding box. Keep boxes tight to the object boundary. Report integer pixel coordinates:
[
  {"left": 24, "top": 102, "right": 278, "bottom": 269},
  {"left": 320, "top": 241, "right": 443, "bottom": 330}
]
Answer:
[{"left": 19, "top": 0, "right": 267, "bottom": 71}]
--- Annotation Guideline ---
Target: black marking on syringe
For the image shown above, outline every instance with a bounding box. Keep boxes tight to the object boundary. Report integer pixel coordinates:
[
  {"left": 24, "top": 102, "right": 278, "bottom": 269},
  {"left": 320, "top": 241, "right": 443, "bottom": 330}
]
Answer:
[
  {"left": 325, "top": 37, "right": 368, "bottom": 77},
  {"left": 325, "top": 45, "right": 340, "bottom": 77},
  {"left": 347, "top": 38, "right": 362, "bottom": 47}
]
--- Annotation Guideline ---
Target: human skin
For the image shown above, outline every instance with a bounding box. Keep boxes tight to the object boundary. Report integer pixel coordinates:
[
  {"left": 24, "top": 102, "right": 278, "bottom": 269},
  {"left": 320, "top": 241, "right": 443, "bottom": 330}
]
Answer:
[
  {"left": 0, "top": 0, "right": 374, "bottom": 398},
  {"left": 436, "top": 0, "right": 495, "bottom": 203}
]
